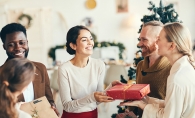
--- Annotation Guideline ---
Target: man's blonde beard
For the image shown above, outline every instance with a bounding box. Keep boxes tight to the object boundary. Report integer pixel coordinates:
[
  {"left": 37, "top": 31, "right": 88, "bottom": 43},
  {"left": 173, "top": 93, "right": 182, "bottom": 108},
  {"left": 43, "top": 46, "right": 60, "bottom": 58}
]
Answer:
[{"left": 142, "top": 43, "right": 157, "bottom": 57}]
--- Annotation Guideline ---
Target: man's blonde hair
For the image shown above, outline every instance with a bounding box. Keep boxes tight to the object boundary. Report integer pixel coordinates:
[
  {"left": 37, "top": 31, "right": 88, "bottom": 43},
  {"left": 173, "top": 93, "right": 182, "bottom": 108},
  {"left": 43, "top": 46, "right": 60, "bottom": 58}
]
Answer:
[
  {"left": 143, "top": 21, "right": 163, "bottom": 27},
  {"left": 142, "top": 21, "right": 164, "bottom": 38}
]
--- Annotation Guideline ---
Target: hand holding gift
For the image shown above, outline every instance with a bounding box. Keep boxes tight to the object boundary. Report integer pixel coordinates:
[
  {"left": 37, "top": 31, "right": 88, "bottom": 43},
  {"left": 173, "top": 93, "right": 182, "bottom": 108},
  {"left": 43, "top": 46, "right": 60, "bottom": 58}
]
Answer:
[
  {"left": 94, "top": 92, "right": 114, "bottom": 102},
  {"left": 119, "top": 100, "right": 147, "bottom": 110},
  {"left": 51, "top": 106, "right": 60, "bottom": 117},
  {"left": 111, "top": 80, "right": 123, "bottom": 86},
  {"left": 116, "top": 111, "right": 138, "bottom": 118}
]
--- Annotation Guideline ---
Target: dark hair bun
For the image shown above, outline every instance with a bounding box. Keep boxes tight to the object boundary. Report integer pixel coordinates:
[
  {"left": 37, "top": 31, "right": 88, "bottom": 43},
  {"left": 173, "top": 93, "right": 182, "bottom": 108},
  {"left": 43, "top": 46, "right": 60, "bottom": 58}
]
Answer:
[
  {"left": 65, "top": 25, "right": 90, "bottom": 55},
  {"left": 66, "top": 42, "right": 75, "bottom": 55}
]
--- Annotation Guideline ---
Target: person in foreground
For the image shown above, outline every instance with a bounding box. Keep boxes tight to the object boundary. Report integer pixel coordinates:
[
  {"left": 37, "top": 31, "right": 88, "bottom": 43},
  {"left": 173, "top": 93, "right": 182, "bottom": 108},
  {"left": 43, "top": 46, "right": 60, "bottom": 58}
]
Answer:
[
  {"left": 0, "top": 58, "right": 35, "bottom": 118},
  {"left": 58, "top": 25, "right": 119, "bottom": 118},
  {"left": 120, "top": 22, "right": 195, "bottom": 118},
  {"left": 0, "top": 23, "right": 59, "bottom": 116}
]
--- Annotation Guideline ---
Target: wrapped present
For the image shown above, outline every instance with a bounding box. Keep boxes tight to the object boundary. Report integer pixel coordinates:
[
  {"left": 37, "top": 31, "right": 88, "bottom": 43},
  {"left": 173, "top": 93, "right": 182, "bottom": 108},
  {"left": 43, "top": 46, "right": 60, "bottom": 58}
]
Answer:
[
  {"left": 106, "top": 84, "right": 150, "bottom": 100},
  {"left": 116, "top": 112, "right": 137, "bottom": 118},
  {"left": 20, "top": 96, "right": 58, "bottom": 118}
]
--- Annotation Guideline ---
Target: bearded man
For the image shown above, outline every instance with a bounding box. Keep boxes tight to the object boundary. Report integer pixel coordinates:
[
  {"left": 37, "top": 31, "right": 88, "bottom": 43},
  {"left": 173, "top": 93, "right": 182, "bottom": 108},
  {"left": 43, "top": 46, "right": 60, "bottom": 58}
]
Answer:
[{"left": 134, "top": 21, "right": 171, "bottom": 117}]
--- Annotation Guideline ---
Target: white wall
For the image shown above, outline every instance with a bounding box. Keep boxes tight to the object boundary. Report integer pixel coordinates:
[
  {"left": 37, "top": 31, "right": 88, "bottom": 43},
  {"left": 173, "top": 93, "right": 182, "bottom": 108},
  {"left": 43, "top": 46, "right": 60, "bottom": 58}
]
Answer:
[{"left": 0, "top": 0, "right": 194, "bottom": 66}]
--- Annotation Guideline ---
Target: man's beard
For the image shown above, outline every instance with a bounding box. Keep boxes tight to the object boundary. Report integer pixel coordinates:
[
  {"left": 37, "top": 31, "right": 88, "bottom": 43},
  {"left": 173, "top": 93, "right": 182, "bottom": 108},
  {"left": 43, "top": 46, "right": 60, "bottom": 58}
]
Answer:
[
  {"left": 7, "top": 48, "right": 29, "bottom": 59},
  {"left": 141, "top": 43, "right": 157, "bottom": 57}
]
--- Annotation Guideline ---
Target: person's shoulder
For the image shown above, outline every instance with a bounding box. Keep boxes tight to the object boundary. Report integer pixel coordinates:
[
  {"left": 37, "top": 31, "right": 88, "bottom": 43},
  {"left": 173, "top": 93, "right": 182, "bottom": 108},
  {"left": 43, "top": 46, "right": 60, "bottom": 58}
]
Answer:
[
  {"left": 31, "top": 61, "right": 46, "bottom": 71},
  {"left": 90, "top": 58, "right": 106, "bottom": 72},
  {"left": 90, "top": 57, "right": 104, "bottom": 63},
  {"left": 59, "top": 61, "right": 70, "bottom": 67},
  {"left": 0, "top": 62, "right": 6, "bottom": 69},
  {"left": 58, "top": 61, "right": 71, "bottom": 70},
  {"left": 0, "top": 65, "right": 3, "bottom": 69},
  {"left": 31, "top": 61, "right": 45, "bottom": 67},
  {"left": 90, "top": 58, "right": 105, "bottom": 67},
  {"left": 169, "top": 63, "right": 195, "bottom": 86},
  {"left": 137, "top": 60, "right": 144, "bottom": 67},
  {"left": 175, "top": 64, "right": 195, "bottom": 77}
]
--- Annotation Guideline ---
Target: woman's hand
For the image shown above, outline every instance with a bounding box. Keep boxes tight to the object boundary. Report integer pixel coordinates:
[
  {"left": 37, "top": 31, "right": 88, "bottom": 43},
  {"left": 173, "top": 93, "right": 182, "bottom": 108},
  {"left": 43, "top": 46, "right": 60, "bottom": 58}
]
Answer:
[
  {"left": 119, "top": 100, "right": 147, "bottom": 110},
  {"left": 111, "top": 80, "right": 123, "bottom": 87},
  {"left": 94, "top": 92, "right": 114, "bottom": 102},
  {"left": 51, "top": 106, "right": 60, "bottom": 117}
]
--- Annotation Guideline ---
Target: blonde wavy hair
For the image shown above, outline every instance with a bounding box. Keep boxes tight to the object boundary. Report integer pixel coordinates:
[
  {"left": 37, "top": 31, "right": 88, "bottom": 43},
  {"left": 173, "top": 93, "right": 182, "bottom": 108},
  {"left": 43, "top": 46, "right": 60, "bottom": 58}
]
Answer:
[{"left": 163, "top": 22, "right": 195, "bottom": 68}]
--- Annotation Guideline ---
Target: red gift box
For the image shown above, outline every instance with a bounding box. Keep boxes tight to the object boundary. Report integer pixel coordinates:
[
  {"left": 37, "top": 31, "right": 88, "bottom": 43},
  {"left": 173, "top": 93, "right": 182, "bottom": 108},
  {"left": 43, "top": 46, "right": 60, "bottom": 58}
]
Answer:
[
  {"left": 116, "top": 112, "right": 137, "bottom": 118},
  {"left": 106, "top": 84, "right": 150, "bottom": 100}
]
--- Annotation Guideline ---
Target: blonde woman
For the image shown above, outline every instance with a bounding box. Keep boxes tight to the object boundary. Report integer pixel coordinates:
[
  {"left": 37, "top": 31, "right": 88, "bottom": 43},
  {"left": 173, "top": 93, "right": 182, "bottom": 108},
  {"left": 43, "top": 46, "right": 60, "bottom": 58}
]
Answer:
[{"left": 120, "top": 22, "right": 195, "bottom": 118}]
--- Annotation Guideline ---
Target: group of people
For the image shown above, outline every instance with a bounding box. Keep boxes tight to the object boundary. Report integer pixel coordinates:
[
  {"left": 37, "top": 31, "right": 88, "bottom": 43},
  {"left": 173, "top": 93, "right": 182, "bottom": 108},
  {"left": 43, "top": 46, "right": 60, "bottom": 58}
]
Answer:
[
  {"left": 0, "top": 20, "right": 195, "bottom": 118},
  {"left": 120, "top": 21, "right": 195, "bottom": 118}
]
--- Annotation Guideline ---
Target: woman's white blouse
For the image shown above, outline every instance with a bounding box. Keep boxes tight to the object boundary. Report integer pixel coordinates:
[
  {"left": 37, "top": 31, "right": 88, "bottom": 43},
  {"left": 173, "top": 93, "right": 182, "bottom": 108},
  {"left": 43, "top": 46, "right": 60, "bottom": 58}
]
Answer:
[
  {"left": 58, "top": 57, "right": 105, "bottom": 113},
  {"left": 143, "top": 56, "right": 195, "bottom": 118}
]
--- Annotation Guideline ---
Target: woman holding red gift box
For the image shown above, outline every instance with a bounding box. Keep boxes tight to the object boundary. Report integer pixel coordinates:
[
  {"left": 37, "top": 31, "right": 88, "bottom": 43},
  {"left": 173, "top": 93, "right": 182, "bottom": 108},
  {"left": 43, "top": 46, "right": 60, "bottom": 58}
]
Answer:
[
  {"left": 120, "top": 22, "right": 195, "bottom": 118},
  {"left": 58, "top": 25, "right": 117, "bottom": 118},
  {"left": 0, "top": 58, "right": 35, "bottom": 118}
]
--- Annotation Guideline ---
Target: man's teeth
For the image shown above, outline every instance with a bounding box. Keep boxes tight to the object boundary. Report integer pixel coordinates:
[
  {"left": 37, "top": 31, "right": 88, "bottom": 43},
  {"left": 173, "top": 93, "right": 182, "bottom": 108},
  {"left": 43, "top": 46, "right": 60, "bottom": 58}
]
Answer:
[{"left": 15, "top": 52, "right": 23, "bottom": 55}]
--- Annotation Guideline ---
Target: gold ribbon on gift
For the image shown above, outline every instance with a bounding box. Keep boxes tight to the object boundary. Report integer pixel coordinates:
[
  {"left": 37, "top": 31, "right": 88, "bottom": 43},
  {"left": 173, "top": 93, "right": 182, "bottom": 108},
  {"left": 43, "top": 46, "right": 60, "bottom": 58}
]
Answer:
[{"left": 123, "top": 84, "right": 132, "bottom": 99}]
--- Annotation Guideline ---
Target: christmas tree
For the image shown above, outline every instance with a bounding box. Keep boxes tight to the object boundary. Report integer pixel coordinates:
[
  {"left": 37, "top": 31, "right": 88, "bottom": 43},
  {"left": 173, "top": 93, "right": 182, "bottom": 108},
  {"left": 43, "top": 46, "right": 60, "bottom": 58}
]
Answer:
[
  {"left": 112, "top": 0, "right": 182, "bottom": 117},
  {"left": 138, "top": 0, "right": 182, "bottom": 33}
]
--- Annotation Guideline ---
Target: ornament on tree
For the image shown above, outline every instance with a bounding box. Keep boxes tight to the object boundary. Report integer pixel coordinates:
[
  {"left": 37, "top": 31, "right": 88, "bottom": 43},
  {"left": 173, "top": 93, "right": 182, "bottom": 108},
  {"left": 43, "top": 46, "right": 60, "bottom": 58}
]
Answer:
[
  {"left": 138, "top": 0, "right": 182, "bottom": 33},
  {"left": 120, "top": 75, "right": 127, "bottom": 84},
  {"left": 133, "top": 50, "right": 144, "bottom": 67},
  {"left": 128, "top": 67, "right": 136, "bottom": 80}
]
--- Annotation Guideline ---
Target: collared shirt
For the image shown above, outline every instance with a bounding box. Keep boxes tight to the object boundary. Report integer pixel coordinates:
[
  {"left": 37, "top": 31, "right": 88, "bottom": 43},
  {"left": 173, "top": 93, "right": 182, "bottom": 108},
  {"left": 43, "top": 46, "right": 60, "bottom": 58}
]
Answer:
[{"left": 23, "top": 82, "right": 34, "bottom": 102}]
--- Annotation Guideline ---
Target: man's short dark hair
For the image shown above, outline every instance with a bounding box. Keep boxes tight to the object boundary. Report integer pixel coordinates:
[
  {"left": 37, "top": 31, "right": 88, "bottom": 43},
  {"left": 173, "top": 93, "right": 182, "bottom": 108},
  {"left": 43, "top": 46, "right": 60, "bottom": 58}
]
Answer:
[{"left": 0, "top": 23, "right": 27, "bottom": 43}]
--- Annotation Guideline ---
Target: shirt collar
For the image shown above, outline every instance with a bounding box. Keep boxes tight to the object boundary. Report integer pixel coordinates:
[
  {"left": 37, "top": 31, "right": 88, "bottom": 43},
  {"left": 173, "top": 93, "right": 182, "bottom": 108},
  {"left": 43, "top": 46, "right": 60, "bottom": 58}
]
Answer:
[
  {"left": 170, "top": 55, "right": 189, "bottom": 74},
  {"left": 142, "top": 56, "right": 170, "bottom": 72}
]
